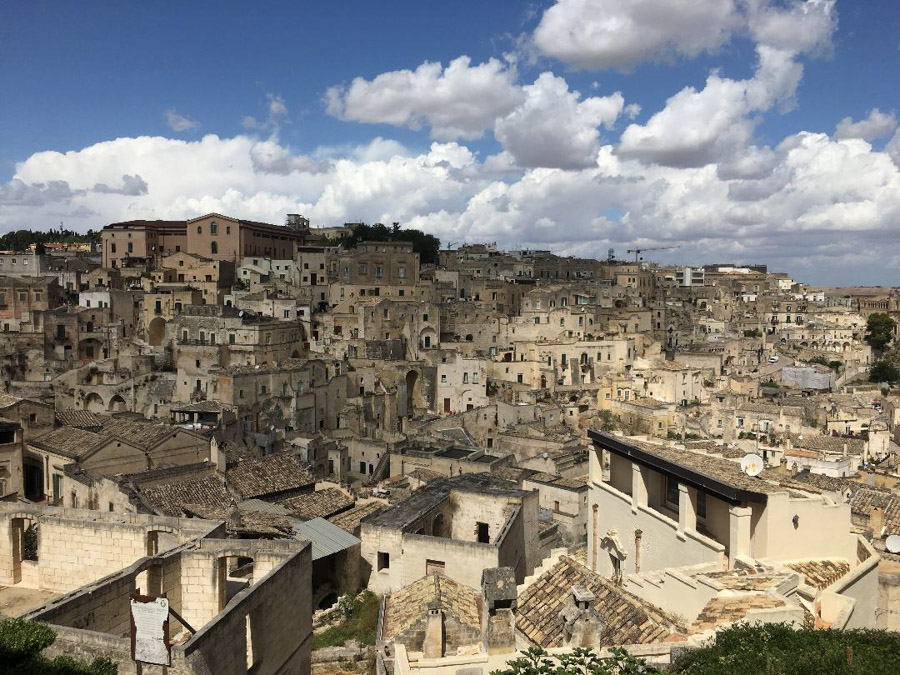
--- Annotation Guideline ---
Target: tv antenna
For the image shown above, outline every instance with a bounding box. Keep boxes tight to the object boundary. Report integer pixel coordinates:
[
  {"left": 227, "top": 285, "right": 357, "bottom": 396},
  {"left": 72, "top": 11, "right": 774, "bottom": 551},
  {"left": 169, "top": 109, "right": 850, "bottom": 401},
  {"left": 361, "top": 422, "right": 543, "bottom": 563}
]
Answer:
[
  {"left": 886, "top": 534, "right": 900, "bottom": 554},
  {"left": 740, "top": 453, "right": 764, "bottom": 477}
]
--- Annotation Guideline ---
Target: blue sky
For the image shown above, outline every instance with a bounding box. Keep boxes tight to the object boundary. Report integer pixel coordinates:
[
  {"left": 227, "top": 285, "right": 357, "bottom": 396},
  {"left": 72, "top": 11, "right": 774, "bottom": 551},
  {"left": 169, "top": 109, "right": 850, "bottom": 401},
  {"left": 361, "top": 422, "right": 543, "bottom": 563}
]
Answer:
[{"left": 2, "top": 1, "right": 900, "bottom": 284}]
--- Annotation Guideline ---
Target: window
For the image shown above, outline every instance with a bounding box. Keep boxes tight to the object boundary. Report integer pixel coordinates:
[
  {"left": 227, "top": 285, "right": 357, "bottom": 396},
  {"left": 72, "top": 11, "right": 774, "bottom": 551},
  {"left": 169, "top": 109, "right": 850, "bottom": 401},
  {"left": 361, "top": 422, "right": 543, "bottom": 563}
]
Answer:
[
  {"left": 357, "top": 264, "right": 367, "bottom": 275},
  {"left": 229, "top": 333, "right": 236, "bottom": 344},
  {"left": 441, "top": 374, "right": 447, "bottom": 383},
  {"left": 374, "top": 265, "right": 383, "bottom": 278},
  {"left": 517, "top": 373, "right": 523, "bottom": 384},
  {"left": 210, "top": 221, "right": 218, "bottom": 234},
  {"left": 226, "top": 225, "right": 231, "bottom": 234},
  {"left": 127, "top": 242, "right": 133, "bottom": 253},
  {"left": 211, "top": 241, "right": 218, "bottom": 254},
  {"left": 377, "top": 551, "right": 390, "bottom": 570},
  {"left": 472, "top": 372, "right": 479, "bottom": 384},
  {"left": 422, "top": 313, "right": 429, "bottom": 322},
  {"left": 476, "top": 522, "right": 489, "bottom": 543},
  {"left": 197, "top": 225, "right": 202, "bottom": 234},
  {"left": 463, "top": 373, "right": 469, "bottom": 384},
  {"left": 110, "top": 243, "right": 116, "bottom": 253},
  {"left": 397, "top": 265, "right": 407, "bottom": 279},
  {"left": 665, "top": 475, "right": 679, "bottom": 508}
]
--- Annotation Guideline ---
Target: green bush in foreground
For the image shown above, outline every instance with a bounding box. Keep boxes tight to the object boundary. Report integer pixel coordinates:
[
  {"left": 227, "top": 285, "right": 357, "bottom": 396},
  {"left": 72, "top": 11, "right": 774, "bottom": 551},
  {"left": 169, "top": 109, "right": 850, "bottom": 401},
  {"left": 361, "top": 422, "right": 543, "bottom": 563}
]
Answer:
[
  {"left": 490, "top": 624, "right": 900, "bottom": 675},
  {"left": 0, "top": 617, "right": 117, "bottom": 675},
  {"left": 669, "top": 623, "right": 900, "bottom": 675}
]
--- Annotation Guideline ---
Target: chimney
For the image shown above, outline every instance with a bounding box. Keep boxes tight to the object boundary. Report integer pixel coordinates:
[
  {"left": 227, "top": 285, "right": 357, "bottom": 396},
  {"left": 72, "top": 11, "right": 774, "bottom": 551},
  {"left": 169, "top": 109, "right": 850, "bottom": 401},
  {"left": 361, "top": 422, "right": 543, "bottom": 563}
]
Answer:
[
  {"left": 481, "top": 567, "right": 517, "bottom": 655},
  {"left": 869, "top": 506, "right": 884, "bottom": 538},
  {"left": 423, "top": 601, "right": 444, "bottom": 659},
  {"left": 572, "top": 586, "right": 595, "bottom": 611}
]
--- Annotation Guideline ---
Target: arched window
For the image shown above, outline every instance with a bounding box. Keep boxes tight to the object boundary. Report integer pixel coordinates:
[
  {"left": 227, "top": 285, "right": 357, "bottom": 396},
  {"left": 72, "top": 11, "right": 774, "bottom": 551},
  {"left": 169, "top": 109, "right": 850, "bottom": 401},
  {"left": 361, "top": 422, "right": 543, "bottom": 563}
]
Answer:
[
  {"left": 210, "top": 222, "right": 218, "bottom": 234},
  {"left": 211, "top": 241, "right": 218, "bottom": 254},
  {"left": 197, "top": 225, "right": 202, "bottom": 234}
]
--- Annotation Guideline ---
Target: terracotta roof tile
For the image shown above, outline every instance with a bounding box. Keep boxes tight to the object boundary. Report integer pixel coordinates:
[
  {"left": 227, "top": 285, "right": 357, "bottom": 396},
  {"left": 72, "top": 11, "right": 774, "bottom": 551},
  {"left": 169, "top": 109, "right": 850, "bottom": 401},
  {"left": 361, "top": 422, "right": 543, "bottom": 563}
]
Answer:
[
  {"left": 517, "top": 556, "right": 681, "bottom": 648},
  {"left": 277, "top": 488, "right": 353, "bottom": 520},
  {"left": 227, "top": 452, "right": 314, "bottom": 499}
]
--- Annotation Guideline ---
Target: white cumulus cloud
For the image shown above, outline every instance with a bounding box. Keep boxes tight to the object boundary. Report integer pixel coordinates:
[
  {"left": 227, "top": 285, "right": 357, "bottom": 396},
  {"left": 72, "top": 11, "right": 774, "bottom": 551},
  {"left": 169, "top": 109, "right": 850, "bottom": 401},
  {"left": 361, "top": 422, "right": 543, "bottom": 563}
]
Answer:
[
  {"left": 165, "top": 109, "right": 199, "bottom": 132},
  {"left": 324, "top": 56, "right": 524, "bottom": 140},
  {"left": 834, "top": 108, "right": 898, "bottom": 141},
  {"left": 494, "top": 73, "right": 625, "bottom": 169},
  {"left": 533, "top": 0, "right": 741, "bottom": 70}
]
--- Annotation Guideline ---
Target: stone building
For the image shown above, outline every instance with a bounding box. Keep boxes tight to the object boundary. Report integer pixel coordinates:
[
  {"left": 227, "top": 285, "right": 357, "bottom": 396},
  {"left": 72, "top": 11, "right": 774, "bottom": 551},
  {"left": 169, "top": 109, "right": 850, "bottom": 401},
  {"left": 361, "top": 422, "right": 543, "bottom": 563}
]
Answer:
[
  {"left": 0, "top": 503, "right": 312, "bottom": 674},
  {"left": 361, "top": 473, "right": 539, "bottom": 593},
  {"left": 101, "top": 213, "right": 307, "bottom": 268}
]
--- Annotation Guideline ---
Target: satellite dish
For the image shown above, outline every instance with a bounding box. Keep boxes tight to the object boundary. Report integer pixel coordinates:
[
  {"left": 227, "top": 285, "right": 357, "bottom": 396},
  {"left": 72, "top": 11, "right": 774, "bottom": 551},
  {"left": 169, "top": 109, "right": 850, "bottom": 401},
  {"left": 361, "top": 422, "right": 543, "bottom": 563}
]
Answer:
[
  {"left": 887, "top": 535, "right": 900, "bottom": 554},
  {"left": 740, "top": 454, "right": 764, "bottom": 477}
]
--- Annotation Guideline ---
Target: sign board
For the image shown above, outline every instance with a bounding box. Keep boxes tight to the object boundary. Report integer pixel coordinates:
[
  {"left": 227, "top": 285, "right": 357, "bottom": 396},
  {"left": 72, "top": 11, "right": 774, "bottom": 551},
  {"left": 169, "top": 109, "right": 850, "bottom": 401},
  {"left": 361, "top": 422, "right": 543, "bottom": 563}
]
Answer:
[{"left": 130, "top": 594, "right": 171, "bottom": 667}]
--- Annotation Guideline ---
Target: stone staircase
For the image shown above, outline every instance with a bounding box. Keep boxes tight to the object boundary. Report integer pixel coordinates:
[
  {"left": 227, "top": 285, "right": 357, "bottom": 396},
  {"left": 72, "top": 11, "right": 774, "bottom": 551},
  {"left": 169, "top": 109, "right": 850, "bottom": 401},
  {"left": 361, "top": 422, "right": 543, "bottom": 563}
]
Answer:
[{"left": 517, "top": 547, "right": 569, "bottom": 597}]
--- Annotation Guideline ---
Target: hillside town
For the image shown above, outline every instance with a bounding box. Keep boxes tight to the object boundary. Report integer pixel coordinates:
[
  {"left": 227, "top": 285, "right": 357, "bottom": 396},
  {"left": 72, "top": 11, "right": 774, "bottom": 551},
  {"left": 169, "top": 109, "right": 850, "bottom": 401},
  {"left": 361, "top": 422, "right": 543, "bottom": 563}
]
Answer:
[{"left": 0, "top": 212, "right": 899, "bottom": 673}]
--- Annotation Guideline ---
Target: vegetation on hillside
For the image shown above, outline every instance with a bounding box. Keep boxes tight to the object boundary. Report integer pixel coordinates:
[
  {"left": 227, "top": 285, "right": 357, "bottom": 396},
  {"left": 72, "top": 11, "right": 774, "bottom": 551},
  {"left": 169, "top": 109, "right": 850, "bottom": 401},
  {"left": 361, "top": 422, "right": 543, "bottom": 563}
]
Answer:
[
  {"left": 864, "top": 313, "right": 896, "bottom": 352},
  {"left": 0, "top": 228, "right": 97, "bottom": 253},
  {"left": 0, "top": 618, "right": 117, "bottom": 674},
  {"left": 330, "top": 222, "right": 441, "bottom": 265},
  {"left": 312, "top": 591, "right": 379, "bottom": 650}
]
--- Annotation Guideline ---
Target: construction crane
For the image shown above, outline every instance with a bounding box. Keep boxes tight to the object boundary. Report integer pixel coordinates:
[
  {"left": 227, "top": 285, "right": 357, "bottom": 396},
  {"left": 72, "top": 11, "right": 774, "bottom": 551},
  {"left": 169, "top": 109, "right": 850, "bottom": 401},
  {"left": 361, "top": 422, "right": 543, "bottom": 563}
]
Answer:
[{"left": 626, "top": 245, "right": 680, "bottom": 262}]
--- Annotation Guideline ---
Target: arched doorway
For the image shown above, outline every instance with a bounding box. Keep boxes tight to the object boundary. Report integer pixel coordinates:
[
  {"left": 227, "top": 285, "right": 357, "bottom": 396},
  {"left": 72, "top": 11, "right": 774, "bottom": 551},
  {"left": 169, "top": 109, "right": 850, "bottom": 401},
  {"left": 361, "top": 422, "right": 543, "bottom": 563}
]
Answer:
[
  {"left": 432, "top": 513, "right": 445, "bottom": 538},
  {"left": 108, "top": 394, "right": 127, "bottom": 412},
  {"left": 148, "top": 317, "right": 166, "bottom": 346},
  {"left": 84, "top": 392, "right": 104, "bottom": 412}
]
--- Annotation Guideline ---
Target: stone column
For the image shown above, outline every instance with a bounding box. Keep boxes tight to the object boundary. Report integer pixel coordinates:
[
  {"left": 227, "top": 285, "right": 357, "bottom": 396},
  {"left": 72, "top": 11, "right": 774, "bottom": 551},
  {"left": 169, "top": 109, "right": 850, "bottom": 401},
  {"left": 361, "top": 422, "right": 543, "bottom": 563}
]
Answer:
[
  {"left": 728, "top": 505, "right": 753, "bottom": 567},
  {"left": 631, "top": 463, "right": 648, "bottom": 514},
  {"left": 678, "top": 483, "right": 697, "bottom": 536}
]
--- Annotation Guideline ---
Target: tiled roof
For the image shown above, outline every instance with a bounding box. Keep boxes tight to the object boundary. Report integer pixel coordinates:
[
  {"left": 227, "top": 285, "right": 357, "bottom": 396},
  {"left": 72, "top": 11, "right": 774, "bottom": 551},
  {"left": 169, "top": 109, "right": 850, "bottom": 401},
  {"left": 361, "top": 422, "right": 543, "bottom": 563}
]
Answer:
[
  {"left": 56, "top": 409, "right": 105, "bottom": 429},
  {"left": 602, "top": 434, "right": 785, "bottom": 496},
  {"left": 277, "top": 488, "right": 353, "bottom": 520},
  {"left": 100, "top": 419, "right": 180, "bottom": 449},
  {"left": 785, "top": 560, "right": 851, "bottom": 590},
  {"left": 850, "top": 488, "right": 900, "bottom": 535},
  {"left": 182, "top": 503, "right": 294, "bottom": 537},
  {"left": 516, "top": 555, "right": 680, "bottom": 648},
  {"left": 328, "top": 502, "right": 387, "bottom": 533},
  {"left": 700, "top": 568, "right": 790, "bottom": 592},
  {"left": 691, "top": 595, "right": 785, "bottom": 633},
  {"left": 407, "top": 468, "right": 443, "bottom": 483},
  {"left": 139, "top": 475, "right": 232, "bottom": 517},
  {"left": 227, "top": 452, "right": 314, "bottom": 499},
  {"left": 0, "top": 393, "right": 23, "bottom": 409},
  {"left": 785, "top": 433, "right": 866, "bottom": 454},
  {"left": 383, "top": 573, "right": 481, "bottom": 642},
  {"left": 30, "top": 427, "right": 102, "bottom": 459}
]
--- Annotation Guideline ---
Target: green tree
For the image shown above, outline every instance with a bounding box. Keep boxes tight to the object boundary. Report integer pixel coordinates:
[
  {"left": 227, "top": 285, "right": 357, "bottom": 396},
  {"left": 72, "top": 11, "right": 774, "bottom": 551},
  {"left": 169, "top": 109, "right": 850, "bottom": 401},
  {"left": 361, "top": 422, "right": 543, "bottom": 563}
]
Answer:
[
  {"left": 341, "top": 222, "right": 441, "bottom": 265},
  {"left": 864, "top": 313, "right": 896, "bottom": 351},
  {"left": 869, "top": 360, "right": 900, "bottom": 384}
]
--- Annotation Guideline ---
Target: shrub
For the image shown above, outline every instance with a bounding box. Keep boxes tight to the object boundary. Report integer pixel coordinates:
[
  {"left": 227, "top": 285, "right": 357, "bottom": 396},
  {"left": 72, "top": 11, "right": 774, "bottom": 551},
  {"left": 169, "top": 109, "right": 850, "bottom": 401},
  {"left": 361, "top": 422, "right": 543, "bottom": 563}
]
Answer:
[
  {"left": 312, "top": 591, "right": 379, "bottom": 650},
  {"left": 0, "top": 618, "right": 117, "bottom": 674},
  {"left": 669, "top": 623, "right": 900, "bottom": 675}
]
